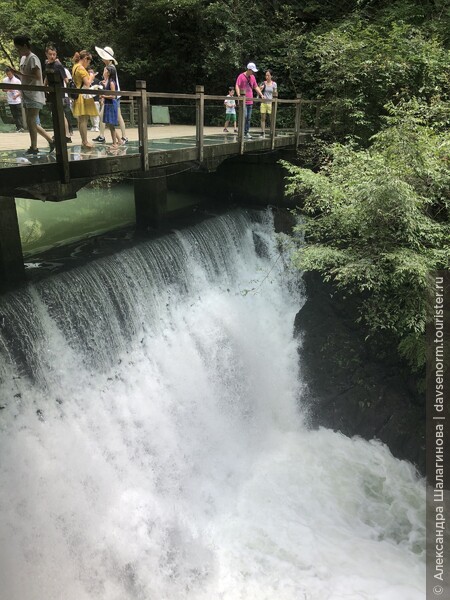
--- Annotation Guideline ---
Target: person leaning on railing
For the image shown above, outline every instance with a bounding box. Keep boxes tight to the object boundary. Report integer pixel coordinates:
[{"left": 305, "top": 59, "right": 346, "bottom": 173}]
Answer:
[
  {"left": 235, "top": 62, "right": 264, "bottom": 140},
  {"left": 71, "top": 50, "right": 98, "bottom": 149}
]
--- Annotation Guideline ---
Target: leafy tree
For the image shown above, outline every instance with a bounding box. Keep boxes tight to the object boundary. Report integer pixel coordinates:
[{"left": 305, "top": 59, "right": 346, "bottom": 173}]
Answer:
[
  {"left": 283, "top": 99, "right": 450, "bottom": 371},
  {"left": 302, "top": 8, "right": 450, "bottom": 139},
  {"left": 0, "top": 0, "right": 88, "bottom": 67},
  {"left": 2, "top": 0, "right": 448, "bottom": 123},
  {"left": 86, "top": 0, "right": 209, "bottom": 90}
]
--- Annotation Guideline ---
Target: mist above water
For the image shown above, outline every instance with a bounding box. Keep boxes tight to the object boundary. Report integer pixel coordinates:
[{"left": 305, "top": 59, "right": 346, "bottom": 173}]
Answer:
[{"left": 0, "top": 209, "right": 425, "bottom": 599}]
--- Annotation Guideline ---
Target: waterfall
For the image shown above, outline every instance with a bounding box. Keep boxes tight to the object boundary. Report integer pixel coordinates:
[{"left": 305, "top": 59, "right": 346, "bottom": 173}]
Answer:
[{"left": 0, "top": 209, "right": 425, "bottom": 600}]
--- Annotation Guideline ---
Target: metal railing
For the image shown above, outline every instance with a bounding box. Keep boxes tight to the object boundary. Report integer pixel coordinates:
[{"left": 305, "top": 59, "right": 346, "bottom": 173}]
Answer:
[{"left": 0, "top": 76, "right": 322, "bottom": 184}]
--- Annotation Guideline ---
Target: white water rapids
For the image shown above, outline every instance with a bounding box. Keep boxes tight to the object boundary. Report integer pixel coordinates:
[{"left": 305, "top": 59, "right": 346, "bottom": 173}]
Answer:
[{"left": 0, "top": 209, "right": 424, "bottom": 599}]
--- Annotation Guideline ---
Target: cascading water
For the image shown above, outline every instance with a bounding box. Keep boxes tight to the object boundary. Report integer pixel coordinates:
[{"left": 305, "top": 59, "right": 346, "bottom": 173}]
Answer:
[{"left": 0, "top": 209, "right": 425, "bottom": 600}]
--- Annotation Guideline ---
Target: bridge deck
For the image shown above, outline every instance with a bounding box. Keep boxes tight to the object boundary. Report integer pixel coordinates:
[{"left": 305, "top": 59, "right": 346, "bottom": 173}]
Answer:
[
  {"left": 0, "top": 125, "right": 293, "bottom": 167},
  {"left": 0, "top": 124, "right": 302, "bottom": 200}
]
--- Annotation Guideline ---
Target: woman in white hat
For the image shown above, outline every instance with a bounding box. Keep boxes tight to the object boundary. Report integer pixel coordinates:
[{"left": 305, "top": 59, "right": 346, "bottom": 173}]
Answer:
[
  {"left": 95, "top": 46, "right": 117, "bottom": 65},
  {"left": 93, "top": 46, "right": 128, "bottom": 144}
]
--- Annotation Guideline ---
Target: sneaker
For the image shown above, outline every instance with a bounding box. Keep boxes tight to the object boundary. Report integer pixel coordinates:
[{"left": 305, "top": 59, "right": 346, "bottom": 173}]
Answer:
[
  {"left": 244, "top": 133, "right": 252, "bottom": 139},
  {"left": 16, "top": 128, "right": 25, "bottom": 133},
  {"left": 233, "top": 129, "right": 238, "bottom": 133},
  {"left": 223, "top": 128, "right": 229, "bottom": 132},
  {"left": 93, "top": 136, "right": 106, "bottom": 143},
  {"left": 65, "top": 137, "right": 72, "bottom": 143},
  {"left": 121, "top": 137, "right": 128, "bottom": 144},
  {"left": 24, "top": 147, "right": 38, "bottom": 156},
  {"left": 49, "top": 140, "right": 56, "bottom": 153}
]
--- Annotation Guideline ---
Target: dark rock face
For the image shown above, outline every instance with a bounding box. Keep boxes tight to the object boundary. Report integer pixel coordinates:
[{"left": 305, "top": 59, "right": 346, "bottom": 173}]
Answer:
[{"left": 295, "top": 272, "right": 425, "bottom": 474}]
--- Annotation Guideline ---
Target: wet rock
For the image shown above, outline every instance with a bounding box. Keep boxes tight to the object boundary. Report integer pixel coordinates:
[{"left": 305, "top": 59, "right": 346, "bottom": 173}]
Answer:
[{"left": 295, "top": 272, "right": 425, "bottom": 474}]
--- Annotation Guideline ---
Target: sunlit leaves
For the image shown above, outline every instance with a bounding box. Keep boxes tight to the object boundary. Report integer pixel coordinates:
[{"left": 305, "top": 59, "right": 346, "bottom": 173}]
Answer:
[
  {"left": 304, "top": 7, "right": 450, "bottom": 137},
  {"left": 284, "top": 100, "right": 450, "bottom": 370}
]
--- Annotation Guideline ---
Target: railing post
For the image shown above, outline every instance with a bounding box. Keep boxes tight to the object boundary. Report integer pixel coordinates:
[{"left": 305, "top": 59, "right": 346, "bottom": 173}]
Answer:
[
  {"left": 195, "top": 85, "right": 204, "bottom": 163},
  {"left": 0, "top": 196, "right": 25, "bottom": 286},
  {"left": 294, "top": 94, "right": 302, "bottom": 148},
  {"left": 136, "top": 80, "right": 149, "bottom": 171},
  {"left": 237, "top": 96, "right": 245, "bottom": 155},
  {"left": 270, "top": 91, "right": 278, "bottom": 150},
  {"left": 130, "top": 97, "right": 135, "bottom": 127},
  {"left": 46, "top": 70, "right": 70, "bottom": 184}
]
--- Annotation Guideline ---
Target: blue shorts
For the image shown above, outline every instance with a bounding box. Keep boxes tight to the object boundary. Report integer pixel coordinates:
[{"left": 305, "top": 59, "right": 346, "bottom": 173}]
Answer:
[{"left": 23, "top": 100, "right": 44, "bottom": 110}]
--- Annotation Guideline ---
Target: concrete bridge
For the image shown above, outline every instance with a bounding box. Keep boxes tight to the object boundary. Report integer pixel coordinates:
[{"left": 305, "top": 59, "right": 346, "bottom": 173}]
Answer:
[{"left": 0, "top": 77, "right": 320, "bottom": 286}]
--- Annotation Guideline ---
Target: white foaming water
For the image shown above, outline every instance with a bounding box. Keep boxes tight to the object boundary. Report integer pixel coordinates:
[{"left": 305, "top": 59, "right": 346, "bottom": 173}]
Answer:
[{"left": 0, "top": 209, "right": 424, "bottom": 600}]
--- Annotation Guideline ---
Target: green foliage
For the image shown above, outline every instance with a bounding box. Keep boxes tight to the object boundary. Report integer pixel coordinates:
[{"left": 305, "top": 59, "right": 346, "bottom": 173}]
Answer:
[
  {"left": 283, "top": 99, "right": 450, "bottom": 371},
  {"left": 303, "top": 7, "right": 450, "bottom": 138},
  {"left": 1, "top": 0, "right": 448, "bottom": 131},
  {"left": 0, "top": 0, "right": 88, "bottom": 66}
]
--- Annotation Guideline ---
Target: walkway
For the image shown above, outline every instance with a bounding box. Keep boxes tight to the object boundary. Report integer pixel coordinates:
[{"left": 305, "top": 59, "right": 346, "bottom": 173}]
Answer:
[
  {"left": 0, "top": 80, "right": 317, "bottom": 285},
  {"left": 0, "top": 80, "right": 319, "bottom": 203},
  {"left": 0, "top": 124, "right": 299, "bottom": 203},
  {"left": 0, "top": 125, "right": 292, "bottom": 168}
]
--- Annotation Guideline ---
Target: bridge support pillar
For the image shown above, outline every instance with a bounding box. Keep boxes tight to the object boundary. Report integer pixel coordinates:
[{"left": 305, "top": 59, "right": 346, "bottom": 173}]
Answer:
[
  {"left": 134, "top": 169, "right": 168, "bottom": 230},
  {"left": 0, "top": 196, "right": 25, "bottom": 286}
]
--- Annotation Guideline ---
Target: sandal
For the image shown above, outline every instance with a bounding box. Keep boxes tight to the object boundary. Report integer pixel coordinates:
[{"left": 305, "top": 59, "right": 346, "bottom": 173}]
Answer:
[{"left": 81, "top": 143, "right": 94, "bottom": 149}]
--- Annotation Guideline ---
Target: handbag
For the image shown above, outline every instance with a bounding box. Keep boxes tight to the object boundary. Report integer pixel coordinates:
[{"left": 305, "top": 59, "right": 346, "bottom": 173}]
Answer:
[
  {"left": 67, "top": 78, "right": 78, "bottom": 100},
  {"left": 68, "top": 65, "right": 87, "bottom": 100}
]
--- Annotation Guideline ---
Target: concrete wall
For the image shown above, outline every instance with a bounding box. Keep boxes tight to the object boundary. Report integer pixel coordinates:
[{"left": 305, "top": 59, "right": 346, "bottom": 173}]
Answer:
[{"left": 169, "top": 149, "right": 297, "bottom": 208}]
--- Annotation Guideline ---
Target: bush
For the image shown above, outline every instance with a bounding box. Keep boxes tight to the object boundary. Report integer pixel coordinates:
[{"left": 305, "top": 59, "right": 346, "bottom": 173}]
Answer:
[{"left": 283, "top": 99, "right": 450, "bottom": 371}]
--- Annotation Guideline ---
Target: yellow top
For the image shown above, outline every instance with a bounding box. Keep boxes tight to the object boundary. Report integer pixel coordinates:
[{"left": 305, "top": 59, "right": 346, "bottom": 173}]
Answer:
[{"left": 71, "top": 64, "right": 98, "bottom": 117}]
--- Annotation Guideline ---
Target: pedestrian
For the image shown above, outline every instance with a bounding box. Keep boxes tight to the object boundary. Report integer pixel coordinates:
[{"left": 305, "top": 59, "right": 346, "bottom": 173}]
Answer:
[
  {"left": 12, "top": 34, "right": 55, "bottom": 155},
  {"left": 62, "top": 65, "right": 74, "bottom": 136},
  {"left": 71, "top": 50, "right": 98, "bottom": 149},
  {"left": 259, "top": 69, "right": 277, "bottom": 136},
  {"left": 223, "top": 86, "right": 238, "bottom": 133},
  {"left": 93, "top": 46, "right": 128, "bottom": 144},
  {"left": 2, "top": 67, "right": 24, "bottom": 132},
  {"left": 101, "top": 64, "right": 121, "bottom": 148},
  {"left": 87, "top": 68, "right": 102, "bottom": 132},
  {"left": 235, "top": 62, "right": 264, "bottom": 139},
  {"left": 43, "top": 43, "right": 72, "bottom": 141}
]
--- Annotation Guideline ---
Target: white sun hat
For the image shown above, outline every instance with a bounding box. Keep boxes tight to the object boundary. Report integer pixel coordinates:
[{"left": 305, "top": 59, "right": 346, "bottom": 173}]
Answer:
[
  {"left": 95, "top": 46, "right": 118, "bottom": 65},
  {"left": 246, "top": 62, "right": 258, "bottom": 72}
]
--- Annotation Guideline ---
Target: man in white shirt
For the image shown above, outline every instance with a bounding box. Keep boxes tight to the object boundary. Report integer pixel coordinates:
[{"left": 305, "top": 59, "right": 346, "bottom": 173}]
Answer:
[
  {"left": 2, "top": 67, "right": 24, "bottom": 131},
  {"left": 11, "top": 34, "right": 55, "bottom": 155}
]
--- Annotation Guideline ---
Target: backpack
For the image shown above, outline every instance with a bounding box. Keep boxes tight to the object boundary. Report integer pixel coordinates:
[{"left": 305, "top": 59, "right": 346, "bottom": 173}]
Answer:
[
  {"left": 67, "top": 78, "right": 78, "bottom": 100},
  {"left": 67, "top": 65, "right": 80, "bottom": 100}
]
